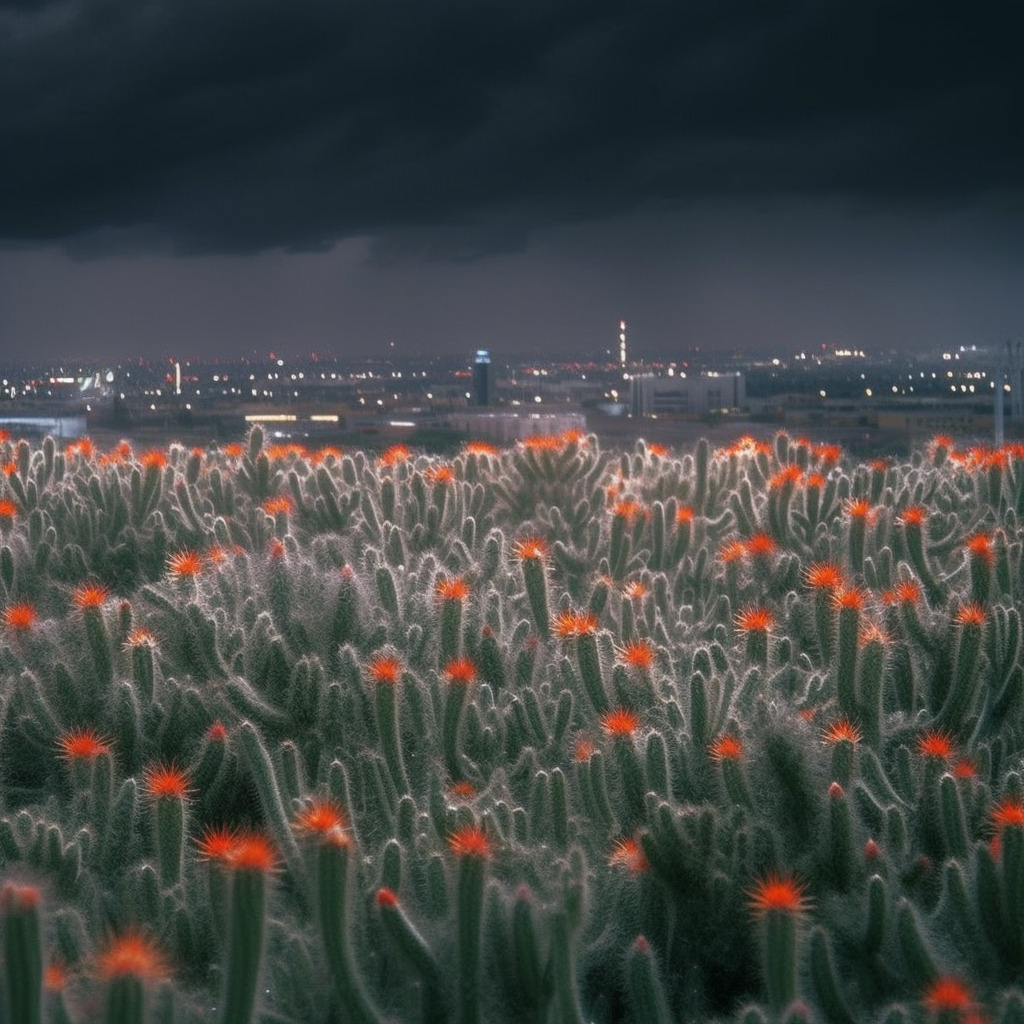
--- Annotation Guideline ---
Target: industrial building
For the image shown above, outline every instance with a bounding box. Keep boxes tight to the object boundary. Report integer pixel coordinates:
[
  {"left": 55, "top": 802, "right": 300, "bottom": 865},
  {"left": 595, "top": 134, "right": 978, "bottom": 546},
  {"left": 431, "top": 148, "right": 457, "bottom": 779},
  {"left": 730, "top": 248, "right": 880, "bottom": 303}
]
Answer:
[{"left": 630, "top": 372, "right": 746, "bottom": 418}]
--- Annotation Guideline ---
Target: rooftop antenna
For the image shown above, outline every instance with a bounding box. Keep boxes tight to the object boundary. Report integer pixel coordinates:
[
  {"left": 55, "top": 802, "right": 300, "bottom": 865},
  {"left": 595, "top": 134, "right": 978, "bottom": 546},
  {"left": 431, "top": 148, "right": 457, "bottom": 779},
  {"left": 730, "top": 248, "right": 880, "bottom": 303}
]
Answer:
[
  {"left": 995, "top": 338, "right": 1024, "bottom": 447},
  {"left": 996, "top": 354, "right": 1004, "bottom": 448},
  {"left": 1010, "top": 338, "right": 1024, "bottom": 421}
]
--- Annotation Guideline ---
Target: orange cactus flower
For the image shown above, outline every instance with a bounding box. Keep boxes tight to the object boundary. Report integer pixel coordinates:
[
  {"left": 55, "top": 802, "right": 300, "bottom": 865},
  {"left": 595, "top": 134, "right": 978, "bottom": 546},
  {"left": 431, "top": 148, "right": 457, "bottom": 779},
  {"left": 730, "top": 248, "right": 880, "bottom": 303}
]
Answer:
[
  {"left": 43, "top": 962, "right": 68, "bottom": 992},
  {"left": 465, "top": 441, "right": 500, "bottom": 456},
  {"left": 974, "top": 446, "right": 1007, "bottom": 471},
  {"left": 124, "top": 627, "right": 158, "bottom": 649},
  {"left": 769, "top": 465, "right": 804, "bottom": 489},
  {"left": 266, "top": 444, "right": 307, "bottom": 461},
  {"left": 965, "top": 533, "right": 995, "bottom": 564},
  {"left": 444, "top": 658, "right": 477, "bottom": 685},
  {"left": 205, "top": 720, "right": 228, "bottom": 745},
  {"left": 139, "top": 450, "right": 168, "bottom": 470},
  {"left": 223, "top": 443, "right": 245, "bottom": 458},
  {"left": 709, "top": 734, "right": 744, "bottom": 762},
  {"left": 675, "top": 505, "right": 695, "bottom": 524},
  {"left": 195, "top": 825, "right": 242, "bottom": 864},
  {"left": 821, "top": 719, "right": 862, "bottom": 745},
  {"left": 804, "top": 472, "right": 826, "bottom": 489},
  {"left": 804, "top": 562, "right": 845, "bottom": 590},
  {"left": 735, "top": 607, "right": 774, "bottom": 633},
  {"left": 310, "top": 445, "right": 343, "bottom": 464},
  {"left": 96, "top": 931, "right": 167, "bottom": 981},
  {"left": 813, "top": 443, "right": 842, "bottom": 465},
  {"left": 167, "top": 549, "right": 203, "bottom": 578},
  {"left": 206, "top": 545, "right": 227, "bottom": 565},
  {"left": 376, "top": 887, "right": 400, "bottom": 908},
  {"left": 601, "top": 707, "right": 640, "bottom": 737},
  {"left": 883, "top": 580, "right": 922, "bottom": 605},
  {"left": 262, "top": 495, "right": 294, "bottom": 516},
  {"left": 514, "top": 536, "right": 549, "bottom": 561},
  {"left": 916, "top": 729, "right": 955, "bottom": 760},
  {"left": 379, "top": 444, "right": 412, "bottom": 467},
  {"left": 956, "top": 603, "right": 987, "bottom": 627},
  {"left": 832, "top": 586, "right": 866, "bottom": 612},
  {"left": 0, "top": 882, "right": 39, "bottom": 912},
  {"left": 71, "top": 583, "right": 110, "bottom": 609},
  {"left": 720, "top": 540, "right": 747, "bottom": 563},
  {"left": 143, "top": 763, "right": 191, "bottom": 800},
  {"left": 618, "top": 639, "right": 655, "bottom": 671},
  {"left": 899, "top": 505, "right": 927, "bottom": 527},
  {"left": 573, "top": 736, "right": 595, "bottom": 762},
  {"left": 621, "top": 580, "right": 648, "bottom": 601},
  {"left": 294, "top": 798, "right": 349, "bottom": 843},
  {"left": 859, "top": 622, "right": 889, "bottom": 647},
  {"left": 745, "top": 533, "right": 777, "bottom": 557},
  {"left": 367, "top": 654, "right": 402, "bottom": 685},
  {"left": 449, "top": 782, "right": 476, "bottom": 801},
  {"left": 953, "top": 758, "right": 978, "bottom": 779},
  {"left": 846, "top": 498, "right": 872, "bottom": 520},
  {"left": 447, "top": 824, "right": 493, "bottom": 859},
  {"left": 647, "top": 442, "right": 668, "bottom": 457},
  {"left": 922, "top": 976, "right": 974, "bottom": 1014},
  {"left": 3, "top": 602, "right": 37, "bottom": 631},
  {"left": 436, "top": 576, "right": 471, "bottom": 601},
  {"left": 611, "top": 499, "right": 644, "bottom": 520},
  {"left": 0, "top": 499, "right": 17, "bottom": 519},
  {"left": 226, "top": 831, "right": 279, "bottom": 872},
  {"left": 553, "top": 610, "right": 599, "bottom": 638},
  {"left": 748, "top": 872, "right": 810, "bottom": 916},
  {"left": 609, "top": 836, "right": 649, "bottom": 873},
  {"left": 58, "top": 727, "right": 112, "bottom": 761},
  {"left": 207, "top": 721, "right": 228, "bottom": 742},
  {"left": 725, "top": 435, "right": 771, "bottom": 457},
  {"left": 990, "top": 797, "right": 1024, "bottom": 831},
  {"left": 424, "top": 464, "right": 456, "bottom": 485}
]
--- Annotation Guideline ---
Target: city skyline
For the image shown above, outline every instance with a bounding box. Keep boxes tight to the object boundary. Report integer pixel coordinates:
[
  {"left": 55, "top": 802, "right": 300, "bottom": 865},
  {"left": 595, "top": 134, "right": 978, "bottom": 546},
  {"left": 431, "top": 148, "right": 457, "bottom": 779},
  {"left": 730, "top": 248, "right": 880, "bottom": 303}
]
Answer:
[{"left": 2, "top": 1, "right": 1022, "bottom": 362}]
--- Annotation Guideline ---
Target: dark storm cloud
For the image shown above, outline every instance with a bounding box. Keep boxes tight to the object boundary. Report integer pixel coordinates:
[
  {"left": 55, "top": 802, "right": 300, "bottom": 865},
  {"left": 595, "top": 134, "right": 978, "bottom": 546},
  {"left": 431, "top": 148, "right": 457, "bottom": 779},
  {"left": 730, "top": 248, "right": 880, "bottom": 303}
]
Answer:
[{"left": 2, "top": 0, "right": 1021, "bottom": 256}]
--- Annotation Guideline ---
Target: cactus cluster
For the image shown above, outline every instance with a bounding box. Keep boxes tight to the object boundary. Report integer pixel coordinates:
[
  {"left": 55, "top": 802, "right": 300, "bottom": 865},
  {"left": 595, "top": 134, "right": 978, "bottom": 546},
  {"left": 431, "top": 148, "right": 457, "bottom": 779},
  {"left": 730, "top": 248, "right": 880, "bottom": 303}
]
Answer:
[{"left": 2, "top": 427, "right": 1024, "bottom": 1022}]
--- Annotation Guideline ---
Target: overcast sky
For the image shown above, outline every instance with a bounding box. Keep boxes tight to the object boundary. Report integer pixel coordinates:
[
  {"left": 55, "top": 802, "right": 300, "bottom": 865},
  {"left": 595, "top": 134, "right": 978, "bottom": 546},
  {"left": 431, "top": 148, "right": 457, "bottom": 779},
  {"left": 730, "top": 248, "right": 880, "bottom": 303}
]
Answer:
[{"left": 1, "top": 0, "right": 1022, "bottom": 364}]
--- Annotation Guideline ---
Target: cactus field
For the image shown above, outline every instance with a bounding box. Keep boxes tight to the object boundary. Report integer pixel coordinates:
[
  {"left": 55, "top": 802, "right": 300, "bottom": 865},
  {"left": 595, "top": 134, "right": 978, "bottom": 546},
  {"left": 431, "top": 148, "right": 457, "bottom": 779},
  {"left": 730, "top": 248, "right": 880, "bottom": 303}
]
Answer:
[{"left": 3, "top": 426, "right": 1024, "bottom": 1023}]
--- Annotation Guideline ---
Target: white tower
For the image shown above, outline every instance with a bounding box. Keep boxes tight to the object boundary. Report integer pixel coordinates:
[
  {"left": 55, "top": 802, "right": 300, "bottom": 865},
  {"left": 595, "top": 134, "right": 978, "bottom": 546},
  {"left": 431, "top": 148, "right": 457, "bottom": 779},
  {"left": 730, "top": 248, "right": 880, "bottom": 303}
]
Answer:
[{"left": 619, "top": 320, "right": 627, "bottom": 367}]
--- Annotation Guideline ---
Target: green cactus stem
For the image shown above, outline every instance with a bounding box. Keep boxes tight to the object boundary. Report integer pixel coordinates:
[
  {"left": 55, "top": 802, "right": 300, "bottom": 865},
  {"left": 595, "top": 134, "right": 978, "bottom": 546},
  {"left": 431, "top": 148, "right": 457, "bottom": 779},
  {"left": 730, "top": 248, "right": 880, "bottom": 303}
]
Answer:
[
  {"left": 1, "top": 883, "right": 43, "bottom": 1024},
  {"left": 749, "top": 872, "right": 808, "bottom": 1013},
  {"left": 934, "top": 605, "right": 985, "bottom": 740},
  {"left": 625, "top": 935, "right": 673, "bottom": 1024},
  {"left": 220, "top": 835, "right": 276, "bottom": 1024},
  {"left": 448, "top": 824, "right": 492, "bottom": 1024}
]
